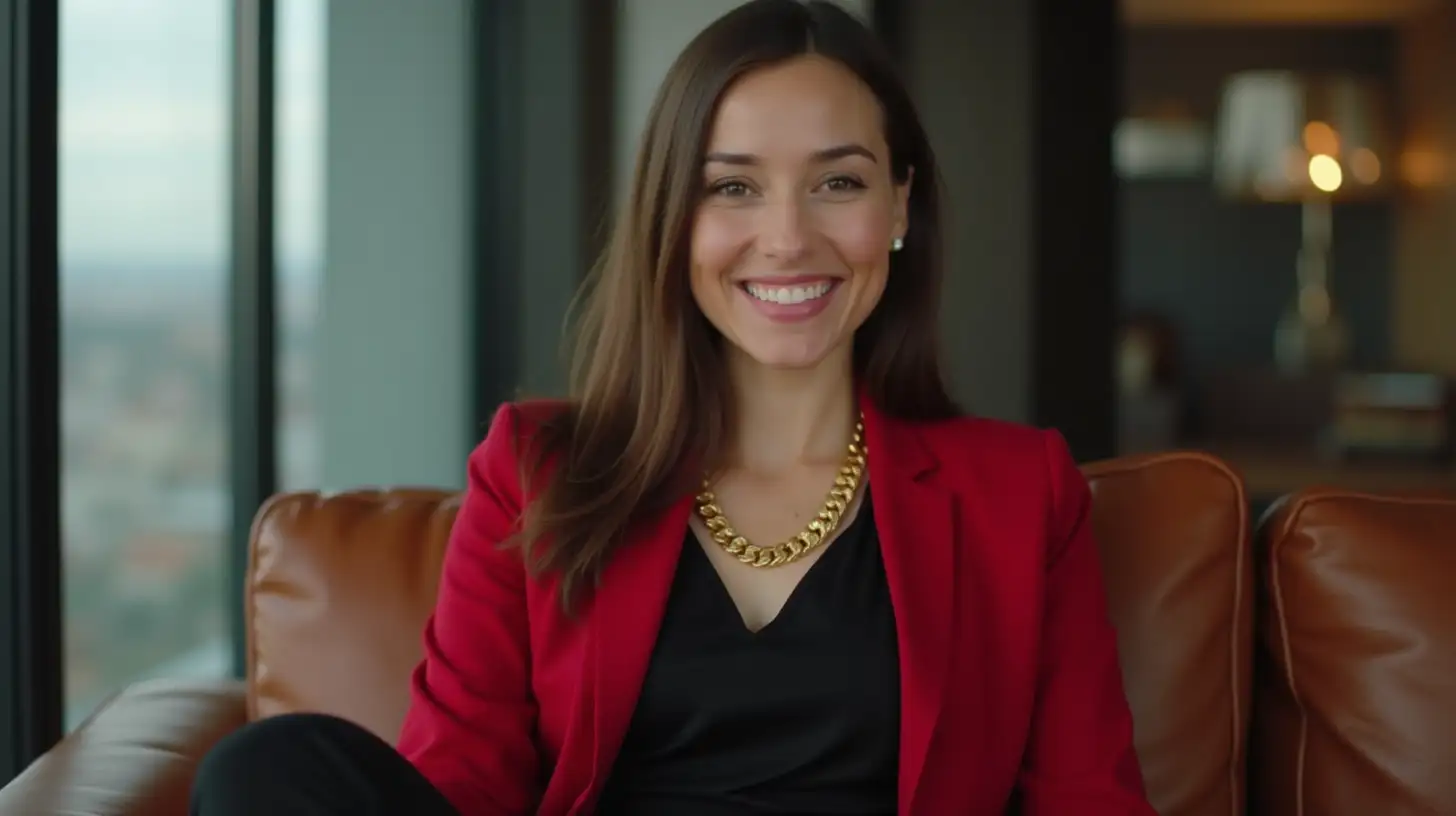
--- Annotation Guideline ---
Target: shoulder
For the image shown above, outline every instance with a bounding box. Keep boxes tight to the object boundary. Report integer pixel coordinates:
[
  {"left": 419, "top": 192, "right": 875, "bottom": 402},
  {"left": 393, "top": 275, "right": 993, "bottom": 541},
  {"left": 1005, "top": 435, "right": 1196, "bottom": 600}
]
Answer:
[
  {"left": 907, "top": 414, "right": 1086, "bottom": 520},
  {"left": 473, "top": 399, "right": 572, "bottom": 458},
  {"left": 465, "top": 399, "right": 574, "bottom": 503},
  {"left": 913, "top": 413, "right": 1075, "bottom": 472},
  {"left": 915, "top": 413, "right": 1050, "bottom": 453},
  {"left": 484, "top": 399, "right": 573, "bottom": 438}
]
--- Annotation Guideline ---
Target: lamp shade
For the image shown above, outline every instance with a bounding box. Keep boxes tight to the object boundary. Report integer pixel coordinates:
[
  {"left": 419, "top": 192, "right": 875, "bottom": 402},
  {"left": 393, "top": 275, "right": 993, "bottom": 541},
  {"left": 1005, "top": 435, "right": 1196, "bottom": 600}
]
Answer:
[{"left": 1213, "top": 71, "right": 1394, "bottom": 202}]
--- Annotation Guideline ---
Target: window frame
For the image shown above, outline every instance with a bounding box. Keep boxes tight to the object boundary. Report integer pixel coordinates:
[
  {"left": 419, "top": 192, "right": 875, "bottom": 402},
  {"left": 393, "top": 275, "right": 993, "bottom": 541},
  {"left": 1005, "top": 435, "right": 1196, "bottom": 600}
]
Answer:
[
  {"left": 0, "top": 0, "right": 643, "bottom": 783},
  {"left": 0, "top": 0, "right": 63, "bottom": 781},
  {"left": 0, "top": 0, "right": 281, "bottom": 780},
  {"left": 228, "top": 0, "right": 279, "bottom": 678}
]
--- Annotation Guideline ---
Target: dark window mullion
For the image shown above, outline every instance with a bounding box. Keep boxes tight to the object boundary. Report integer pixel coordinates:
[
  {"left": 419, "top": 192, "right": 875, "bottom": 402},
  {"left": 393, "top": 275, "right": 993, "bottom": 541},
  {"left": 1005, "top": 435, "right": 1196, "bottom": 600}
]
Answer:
[
  {"left": 0, "top": 0, "right": 63, "bottom": 781},
  {"left": 470, "top": 0, "right": 524, "bottom": 426},
  {"left": 228, "top": 0, "right": 277, "bottom": 679}
]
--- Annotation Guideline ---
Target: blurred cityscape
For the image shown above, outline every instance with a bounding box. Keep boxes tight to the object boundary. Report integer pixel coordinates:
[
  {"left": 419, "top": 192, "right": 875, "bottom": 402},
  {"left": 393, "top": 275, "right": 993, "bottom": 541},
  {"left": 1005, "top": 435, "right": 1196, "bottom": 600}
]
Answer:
[
  {"left": 58, "top": 0, "right": 323, "bottom": 727},
  {"left": 59, "top": 266, "right": 319, "bottom": 725}
]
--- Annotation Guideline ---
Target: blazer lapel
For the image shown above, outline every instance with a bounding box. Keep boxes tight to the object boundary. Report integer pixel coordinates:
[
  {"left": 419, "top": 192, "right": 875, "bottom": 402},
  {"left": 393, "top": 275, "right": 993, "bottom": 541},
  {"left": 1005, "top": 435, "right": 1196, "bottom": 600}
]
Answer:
[
  {"left": 861, "top": 401, "right": 957, "bottom": 816},
  {"left": 580, "top": 494, "right": 692, "bottom": 808}
]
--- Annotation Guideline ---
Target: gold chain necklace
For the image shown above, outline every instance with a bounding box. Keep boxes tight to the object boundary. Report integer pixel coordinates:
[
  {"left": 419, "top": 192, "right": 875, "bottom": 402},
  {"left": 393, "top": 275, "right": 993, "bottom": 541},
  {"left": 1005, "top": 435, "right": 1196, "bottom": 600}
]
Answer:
[{"left": 694, "top": 414, "right": 867, "bottom": 568}]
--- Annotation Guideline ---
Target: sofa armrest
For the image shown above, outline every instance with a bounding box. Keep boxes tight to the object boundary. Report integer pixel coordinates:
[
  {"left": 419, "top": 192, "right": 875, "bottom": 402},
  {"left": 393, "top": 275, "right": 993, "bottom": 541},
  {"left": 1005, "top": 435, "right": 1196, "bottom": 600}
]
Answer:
[{"left": 0, "top": 677, "right": 249, "bottom": 816}]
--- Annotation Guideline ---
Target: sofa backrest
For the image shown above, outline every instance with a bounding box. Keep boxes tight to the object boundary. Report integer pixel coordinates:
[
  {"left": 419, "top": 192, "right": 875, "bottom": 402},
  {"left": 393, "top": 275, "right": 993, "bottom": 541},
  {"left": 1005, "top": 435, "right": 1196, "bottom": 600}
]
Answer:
[
  {"left": 1084, "top": 452, "right": 1252, "bottom": 816},
  {"left": 247, "top": 488, "right": 456, "bottom": 740},
  {"left": 1250, "top": 488, "right": 1456, "bottom": 816},
  {"left": 246, "top": 452, "right": 1253, "bottom": 816}
]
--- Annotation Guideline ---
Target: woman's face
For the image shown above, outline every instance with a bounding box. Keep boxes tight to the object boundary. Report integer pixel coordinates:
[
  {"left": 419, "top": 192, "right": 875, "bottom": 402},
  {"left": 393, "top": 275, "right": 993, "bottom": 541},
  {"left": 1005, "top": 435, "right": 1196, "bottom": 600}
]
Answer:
[{"left": 689, "top": 55, "right": 910, "bottom": 372}]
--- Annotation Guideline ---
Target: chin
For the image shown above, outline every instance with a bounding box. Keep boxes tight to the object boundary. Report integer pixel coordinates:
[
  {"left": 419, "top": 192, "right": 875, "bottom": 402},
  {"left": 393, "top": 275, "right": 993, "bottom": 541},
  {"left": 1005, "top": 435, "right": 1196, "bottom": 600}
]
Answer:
[{"left": 735, "top": 338, "right": 840, "bottom": 371}]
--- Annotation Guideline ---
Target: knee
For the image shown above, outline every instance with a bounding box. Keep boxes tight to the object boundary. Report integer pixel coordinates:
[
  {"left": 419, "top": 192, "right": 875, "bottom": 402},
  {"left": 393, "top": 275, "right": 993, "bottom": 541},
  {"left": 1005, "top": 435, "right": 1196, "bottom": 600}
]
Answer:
[{"left": 193, "top": 713, "right": 359, "bottom": 799}]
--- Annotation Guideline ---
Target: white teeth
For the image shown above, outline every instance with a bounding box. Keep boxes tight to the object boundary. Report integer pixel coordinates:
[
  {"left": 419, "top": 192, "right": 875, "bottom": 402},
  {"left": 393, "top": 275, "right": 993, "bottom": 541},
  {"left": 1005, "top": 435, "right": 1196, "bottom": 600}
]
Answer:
[{"left": 744, "top": 281, "right": 833, "bottom": 305}]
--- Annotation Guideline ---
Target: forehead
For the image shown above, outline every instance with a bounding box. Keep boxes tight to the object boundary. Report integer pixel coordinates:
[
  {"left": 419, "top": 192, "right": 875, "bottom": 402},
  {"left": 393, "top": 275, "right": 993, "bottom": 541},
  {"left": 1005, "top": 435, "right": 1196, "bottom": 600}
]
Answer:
[{"left": 706, "top": 55, "right": 885, "bottom": 155}]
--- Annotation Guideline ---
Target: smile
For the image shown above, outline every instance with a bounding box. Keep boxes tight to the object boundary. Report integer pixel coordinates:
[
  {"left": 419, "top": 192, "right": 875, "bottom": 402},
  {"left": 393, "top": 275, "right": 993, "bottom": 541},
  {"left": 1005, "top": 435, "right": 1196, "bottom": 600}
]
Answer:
[{"left": 742, "top": 280, "right": 835, "bottom": 305}]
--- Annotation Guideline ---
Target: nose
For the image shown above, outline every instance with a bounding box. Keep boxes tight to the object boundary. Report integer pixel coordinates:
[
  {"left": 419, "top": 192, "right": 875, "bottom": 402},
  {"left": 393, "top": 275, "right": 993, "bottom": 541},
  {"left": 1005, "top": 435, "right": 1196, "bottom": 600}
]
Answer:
[{"left": 758, "top": 194, "right": 810, "bottom": 262}]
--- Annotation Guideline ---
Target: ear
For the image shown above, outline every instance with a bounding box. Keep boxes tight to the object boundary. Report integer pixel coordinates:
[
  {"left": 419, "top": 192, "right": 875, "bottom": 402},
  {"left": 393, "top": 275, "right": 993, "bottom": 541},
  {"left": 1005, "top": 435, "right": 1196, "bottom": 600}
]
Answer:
[{"left": 893, "top": 166, "right": 914, "bottom": 242}]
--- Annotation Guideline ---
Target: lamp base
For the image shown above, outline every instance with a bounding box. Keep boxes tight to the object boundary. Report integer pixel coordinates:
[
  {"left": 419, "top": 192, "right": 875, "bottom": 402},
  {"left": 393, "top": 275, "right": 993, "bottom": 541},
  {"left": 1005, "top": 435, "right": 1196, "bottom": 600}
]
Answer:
[
  {"left": 1274, "top": 295, "right": 1349, "bottom": 374},
  {"left": 1275, "top": 200, "right": 1349, "bottom": 374}
]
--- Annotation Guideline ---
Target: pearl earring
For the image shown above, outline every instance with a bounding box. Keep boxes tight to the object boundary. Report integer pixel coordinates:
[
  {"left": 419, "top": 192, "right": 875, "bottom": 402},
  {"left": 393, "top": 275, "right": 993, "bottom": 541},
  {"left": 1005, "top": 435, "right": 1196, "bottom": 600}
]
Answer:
[{"left": 891, "top": 237, "right": 905, "bottom": 253}]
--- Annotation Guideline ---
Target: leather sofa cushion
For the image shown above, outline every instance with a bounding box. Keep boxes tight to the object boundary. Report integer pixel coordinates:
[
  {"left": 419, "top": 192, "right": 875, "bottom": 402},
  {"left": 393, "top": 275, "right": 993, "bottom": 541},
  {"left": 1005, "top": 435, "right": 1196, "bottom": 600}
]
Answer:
[
  {"left": 247, "top": 489, "right": 457, "bottom": 740},
  {"left": 1085, "top": 452, "right": 1252, "bottom": 816},
  {"left": 1251, "top": 489, "right": 1456, "bottom": 815}
]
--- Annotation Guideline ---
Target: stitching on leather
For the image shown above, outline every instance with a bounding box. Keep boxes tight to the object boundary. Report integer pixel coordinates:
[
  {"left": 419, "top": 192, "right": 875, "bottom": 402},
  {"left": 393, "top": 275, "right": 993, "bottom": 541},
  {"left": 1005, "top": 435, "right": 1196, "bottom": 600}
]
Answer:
[
  {"left": 245, "top": 491, "right": 296, "bottom": 722},
  {"left": 1292, "top": 489, "right": 1456, "bottom": 511},
  {"left": 1226, "top": 467, "right": 1249, "bottom": 816},
  {"left": 1269, "top": 495, "right": 1310, "bottom": 816},
  {"left": 1082, "top": 449, "right": 1242, "bottom": 483}
]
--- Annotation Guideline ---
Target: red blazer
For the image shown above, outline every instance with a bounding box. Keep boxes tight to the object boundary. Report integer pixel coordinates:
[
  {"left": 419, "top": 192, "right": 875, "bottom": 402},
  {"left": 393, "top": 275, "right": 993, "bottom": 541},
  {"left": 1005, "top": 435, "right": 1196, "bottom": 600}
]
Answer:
[{"left": 396, "top": 398, "right": 1156, "bottom": 815}]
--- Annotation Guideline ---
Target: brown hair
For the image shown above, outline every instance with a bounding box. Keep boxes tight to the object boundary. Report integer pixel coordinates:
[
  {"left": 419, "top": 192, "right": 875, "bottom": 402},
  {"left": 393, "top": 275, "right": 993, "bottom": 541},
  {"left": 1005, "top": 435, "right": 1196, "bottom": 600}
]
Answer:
[{"left": 511, "top": 0, "right": 959, "bottom": 611}]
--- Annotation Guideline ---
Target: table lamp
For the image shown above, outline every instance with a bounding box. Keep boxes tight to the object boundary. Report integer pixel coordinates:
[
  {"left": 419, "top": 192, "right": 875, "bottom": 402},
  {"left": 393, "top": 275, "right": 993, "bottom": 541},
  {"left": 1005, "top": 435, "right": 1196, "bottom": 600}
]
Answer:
[{"left": 1212, "top": 71, "right": 1395, "bottom": 373}]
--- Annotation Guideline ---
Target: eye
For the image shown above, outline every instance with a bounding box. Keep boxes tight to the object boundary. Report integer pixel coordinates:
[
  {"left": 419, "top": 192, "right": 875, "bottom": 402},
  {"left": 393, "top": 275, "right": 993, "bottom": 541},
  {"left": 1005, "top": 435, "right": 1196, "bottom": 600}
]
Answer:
[
  {"left": 707, "top": 179, "right": 753, "bottom": 198},
  {"left": 821, "top": 175, "right": 867, "bottom": 194}
]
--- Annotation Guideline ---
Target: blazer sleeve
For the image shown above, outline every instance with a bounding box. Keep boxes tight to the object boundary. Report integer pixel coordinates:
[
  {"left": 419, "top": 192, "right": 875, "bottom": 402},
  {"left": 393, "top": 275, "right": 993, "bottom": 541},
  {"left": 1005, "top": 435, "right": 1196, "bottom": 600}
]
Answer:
[
  {"left": 396, "top": 404, "right": 540, "bottom": 815},
  {"left": 1015, "top": 430, "right": 1158, "bottom": 815}
]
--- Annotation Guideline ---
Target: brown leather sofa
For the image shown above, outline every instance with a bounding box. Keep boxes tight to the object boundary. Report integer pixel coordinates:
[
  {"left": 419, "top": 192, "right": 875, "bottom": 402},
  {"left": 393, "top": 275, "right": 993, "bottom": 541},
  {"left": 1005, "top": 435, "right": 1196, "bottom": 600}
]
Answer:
[{"left": 1, "top": 451, "right": 1452, "bottom": 815}]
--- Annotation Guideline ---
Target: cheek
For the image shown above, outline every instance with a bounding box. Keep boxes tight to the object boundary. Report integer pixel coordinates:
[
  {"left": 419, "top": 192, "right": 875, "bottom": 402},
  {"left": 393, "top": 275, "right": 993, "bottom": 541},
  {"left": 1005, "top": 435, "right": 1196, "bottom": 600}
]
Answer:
[
  {"left": 689, "top": 210, "right": 751, "bottom": 303},
  {"left": 819, "top": 205, "right": 892, "bottom": 324},
  {"left": 819, "top": 203, "right": 893, "bottom": 269}
]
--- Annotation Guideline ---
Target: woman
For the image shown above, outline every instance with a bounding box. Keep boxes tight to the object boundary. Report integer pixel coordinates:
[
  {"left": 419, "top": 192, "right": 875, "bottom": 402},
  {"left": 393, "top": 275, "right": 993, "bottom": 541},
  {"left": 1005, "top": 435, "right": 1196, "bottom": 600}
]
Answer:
[{"left": 191, "top": 1, "right": 1155, "bottom": 814}]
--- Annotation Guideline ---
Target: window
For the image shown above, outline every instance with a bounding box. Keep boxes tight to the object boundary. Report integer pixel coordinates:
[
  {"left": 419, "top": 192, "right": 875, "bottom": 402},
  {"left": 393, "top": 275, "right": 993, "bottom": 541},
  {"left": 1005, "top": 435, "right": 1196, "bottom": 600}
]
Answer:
[{"left": 58, "top": 0, "right": 233, "bottom": 727}]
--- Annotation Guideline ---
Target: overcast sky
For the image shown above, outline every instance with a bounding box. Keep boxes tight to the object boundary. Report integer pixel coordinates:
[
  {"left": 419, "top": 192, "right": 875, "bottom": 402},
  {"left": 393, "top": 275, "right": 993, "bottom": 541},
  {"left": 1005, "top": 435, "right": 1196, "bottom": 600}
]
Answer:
[{"left": 59, "top": 0, "right": 323, "bottom": 276}]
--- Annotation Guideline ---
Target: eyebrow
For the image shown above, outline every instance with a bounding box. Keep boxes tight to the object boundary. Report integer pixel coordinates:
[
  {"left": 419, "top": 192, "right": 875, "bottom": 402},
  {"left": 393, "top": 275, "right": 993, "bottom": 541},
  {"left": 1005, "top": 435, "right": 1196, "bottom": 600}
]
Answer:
[{"left": 703, "top": 143, "right": 879, "bottom": 166}]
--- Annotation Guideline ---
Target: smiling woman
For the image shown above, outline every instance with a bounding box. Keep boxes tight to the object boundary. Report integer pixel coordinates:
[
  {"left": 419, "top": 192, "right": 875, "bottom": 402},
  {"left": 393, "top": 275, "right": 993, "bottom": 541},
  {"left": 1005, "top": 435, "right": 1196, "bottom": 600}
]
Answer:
[{"left": 189, "top": 2, "right": 1157, "bottom": 815}]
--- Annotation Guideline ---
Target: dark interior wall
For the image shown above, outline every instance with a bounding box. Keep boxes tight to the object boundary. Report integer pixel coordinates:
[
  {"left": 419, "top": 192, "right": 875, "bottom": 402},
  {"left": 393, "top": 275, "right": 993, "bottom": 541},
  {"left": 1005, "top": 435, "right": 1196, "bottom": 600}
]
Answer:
[
  {"left": 1120, "top": 27, "right": 1398, "bottom": 413},
  {"left": 893, "top": 0, "right": 1118, "bottom": 461},
  {"left": 1395, "top": 2, "right": 1456, "bottom": 376}
]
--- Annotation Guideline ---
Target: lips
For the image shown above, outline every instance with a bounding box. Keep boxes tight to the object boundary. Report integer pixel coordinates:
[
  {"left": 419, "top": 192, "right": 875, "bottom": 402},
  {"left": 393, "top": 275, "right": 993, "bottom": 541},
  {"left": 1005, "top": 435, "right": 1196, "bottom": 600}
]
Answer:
[{"left": 735, "top": 278, "right": 842, "bottom": 323}]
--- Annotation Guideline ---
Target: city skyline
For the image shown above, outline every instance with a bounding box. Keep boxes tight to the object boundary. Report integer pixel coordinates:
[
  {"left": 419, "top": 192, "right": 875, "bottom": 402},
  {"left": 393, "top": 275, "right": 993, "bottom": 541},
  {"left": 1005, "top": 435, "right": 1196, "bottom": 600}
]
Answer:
[{"left": 55, "top": 0, "right": 327, "bottom": 727}]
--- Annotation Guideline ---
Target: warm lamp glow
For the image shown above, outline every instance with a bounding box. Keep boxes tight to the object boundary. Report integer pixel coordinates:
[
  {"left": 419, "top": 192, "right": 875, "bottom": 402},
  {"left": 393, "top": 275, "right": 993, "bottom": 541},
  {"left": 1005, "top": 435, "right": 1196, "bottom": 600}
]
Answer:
[
  {"left": 1303, "top": 121, "right": 1339, "bottom": 155},
  {"left": 1351, "top": 148, "right": 1381, "bottom": 184},
  {"left": 1309, "top": 154, "right": 1343, "bottom": 192},
  {"left": 1213, "top": 71, "right": 1393, "bottom": 202},
  {"left": 1401, "top": 148, "right": 1448, "bottom": 189},
  {"left": 1210, "top": 73, "right": 1382, "bottom": 375}
]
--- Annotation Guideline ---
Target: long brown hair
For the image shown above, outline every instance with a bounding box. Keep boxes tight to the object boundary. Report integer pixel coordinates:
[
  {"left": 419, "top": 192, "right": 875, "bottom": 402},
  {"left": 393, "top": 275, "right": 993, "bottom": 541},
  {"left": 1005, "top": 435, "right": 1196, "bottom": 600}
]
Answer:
[{"left": 511, "top": 0, "right": 959, "bottom": 611}]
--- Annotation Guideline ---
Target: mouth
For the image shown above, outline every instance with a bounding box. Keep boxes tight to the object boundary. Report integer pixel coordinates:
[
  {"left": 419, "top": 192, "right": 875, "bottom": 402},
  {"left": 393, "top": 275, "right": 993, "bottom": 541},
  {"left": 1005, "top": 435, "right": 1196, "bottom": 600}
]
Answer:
[
  {"left": 740, "top": 279, "right": 839, "bottom": 305},
  {"left": 735, "top": 278, "right": 842, "bottom": 323}
]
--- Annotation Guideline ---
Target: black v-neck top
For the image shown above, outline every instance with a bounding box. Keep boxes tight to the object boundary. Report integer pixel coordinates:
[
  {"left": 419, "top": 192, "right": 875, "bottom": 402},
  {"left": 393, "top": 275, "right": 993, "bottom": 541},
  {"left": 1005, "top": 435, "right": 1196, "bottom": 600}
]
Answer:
[{"left": 596, "top": 492, "right": 901, "bottom": 815}]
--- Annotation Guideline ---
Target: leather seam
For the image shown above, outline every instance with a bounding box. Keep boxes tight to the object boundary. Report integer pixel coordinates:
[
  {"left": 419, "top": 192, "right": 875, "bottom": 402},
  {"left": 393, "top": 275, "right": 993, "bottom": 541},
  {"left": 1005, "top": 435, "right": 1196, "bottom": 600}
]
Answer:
[
  {"left": 245, "top": 490, "right": 304, "bottom": 722},
  {"left": 1087, "top": 449, "right": 1249, "bottom": 813},
  {"left": 1082, "top": 449, "right": 1241, "bottom": 484},
  {"left": 1265, "top": 487, "right": 1455, "bottom": 814},
  {"left": 1283, "top": 489, "right": 1456, "bottom": 510},
  {"left": 1226, "top": 465, "right": 1250, "bottom": 816},
  {"left": 1269, "top": 496, "right": 1310, "bottom": 816}
]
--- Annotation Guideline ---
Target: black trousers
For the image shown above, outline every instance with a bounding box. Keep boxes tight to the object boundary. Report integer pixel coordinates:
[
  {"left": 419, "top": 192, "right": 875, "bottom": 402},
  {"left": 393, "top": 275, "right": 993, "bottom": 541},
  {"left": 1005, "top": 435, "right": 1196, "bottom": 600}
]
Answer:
[{"left": 189, "top": 712, "right": 458, "bottom": 815}]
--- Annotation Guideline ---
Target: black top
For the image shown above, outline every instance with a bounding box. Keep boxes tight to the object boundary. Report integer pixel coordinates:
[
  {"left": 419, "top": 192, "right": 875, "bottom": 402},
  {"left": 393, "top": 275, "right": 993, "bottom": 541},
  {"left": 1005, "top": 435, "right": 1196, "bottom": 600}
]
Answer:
[{"left": 596, "top": 492, "right": 900, "bottom": 816}]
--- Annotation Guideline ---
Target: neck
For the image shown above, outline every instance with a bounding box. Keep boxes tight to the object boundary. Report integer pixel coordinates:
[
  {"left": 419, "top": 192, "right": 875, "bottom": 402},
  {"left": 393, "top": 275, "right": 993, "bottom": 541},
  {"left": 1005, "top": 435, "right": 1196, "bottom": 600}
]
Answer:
[{"left": 724, "top": 345, "right": 858, "bottom": 473}]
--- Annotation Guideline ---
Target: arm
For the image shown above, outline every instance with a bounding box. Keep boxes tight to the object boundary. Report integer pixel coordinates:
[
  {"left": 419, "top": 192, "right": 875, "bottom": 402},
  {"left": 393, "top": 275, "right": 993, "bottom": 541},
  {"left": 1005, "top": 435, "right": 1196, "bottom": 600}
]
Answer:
[
  {"left": 396, "top": 404, "right": 540, "bottom": 815},
  {"left": 1014, "top": 430, "right": 1157, "bottom": 815}
]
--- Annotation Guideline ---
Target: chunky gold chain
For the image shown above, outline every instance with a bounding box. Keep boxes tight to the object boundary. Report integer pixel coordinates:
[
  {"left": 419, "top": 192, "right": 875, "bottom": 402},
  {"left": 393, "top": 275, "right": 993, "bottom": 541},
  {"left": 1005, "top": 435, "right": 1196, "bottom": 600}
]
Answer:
[{"left": 694, "top": 414, "right": 867, "bottom": 568}]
